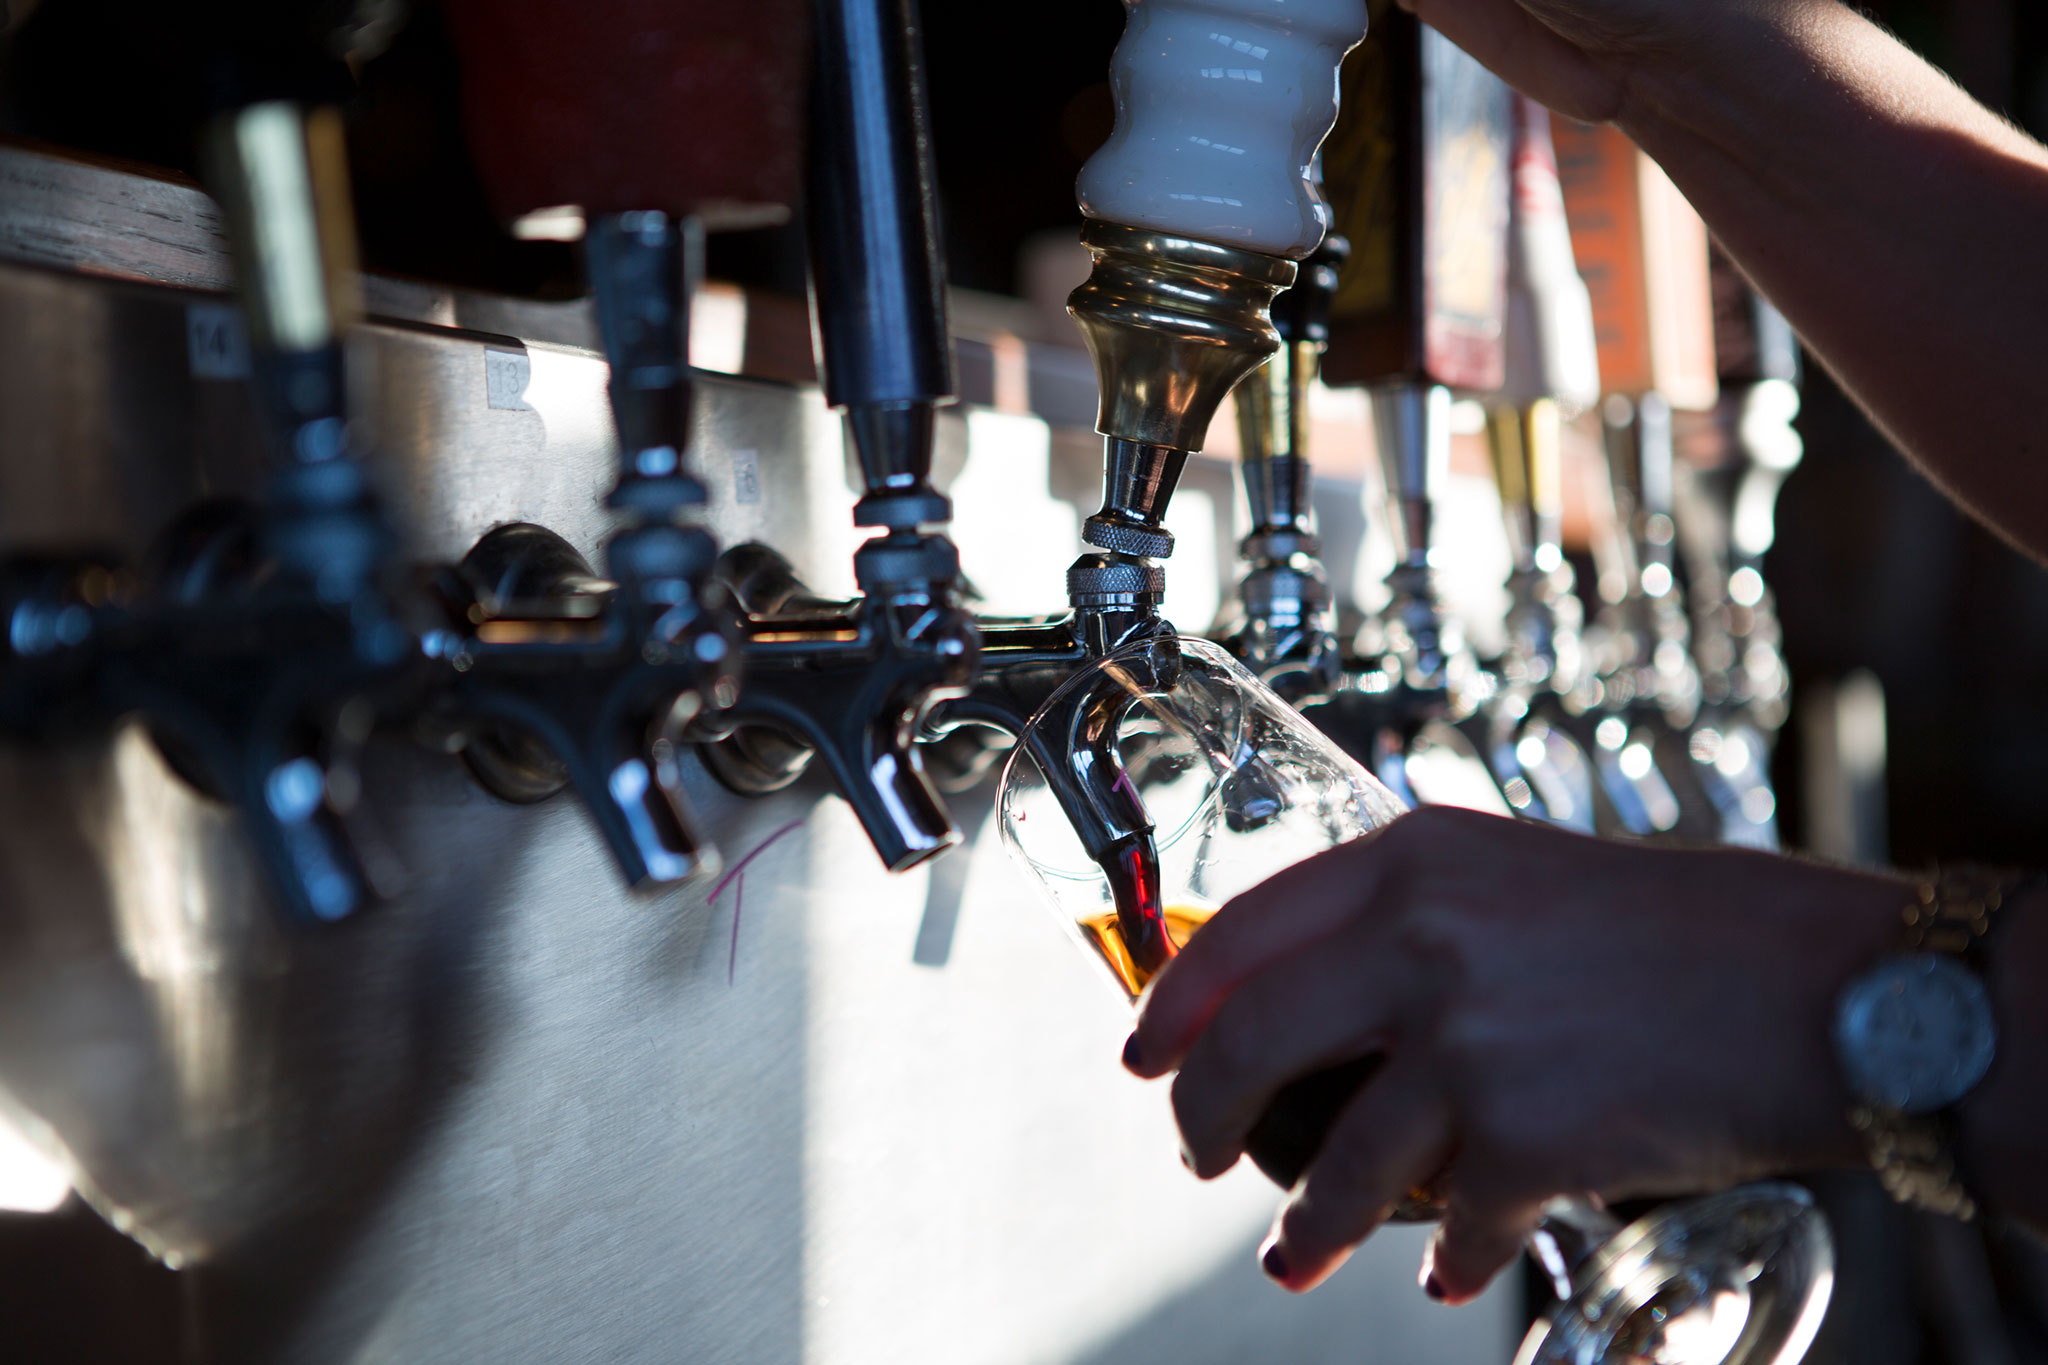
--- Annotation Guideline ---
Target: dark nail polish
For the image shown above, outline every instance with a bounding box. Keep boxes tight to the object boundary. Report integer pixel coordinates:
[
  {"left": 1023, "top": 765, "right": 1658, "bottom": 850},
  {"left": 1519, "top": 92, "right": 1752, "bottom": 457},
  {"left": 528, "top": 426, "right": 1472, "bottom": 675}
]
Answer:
[
  {"left": 1423, "top": 1273, "right": 1446, "bottom": 1302},
  {"left": 1121, "top": 1033, "right": 1144, "bottom": 1071},
  {"left": 1179, "top": 1145, "right": 1196, "bottom": 1173},
  {"left": 1262, "top": 1244, "right": 1289, "bottom": 1282}
]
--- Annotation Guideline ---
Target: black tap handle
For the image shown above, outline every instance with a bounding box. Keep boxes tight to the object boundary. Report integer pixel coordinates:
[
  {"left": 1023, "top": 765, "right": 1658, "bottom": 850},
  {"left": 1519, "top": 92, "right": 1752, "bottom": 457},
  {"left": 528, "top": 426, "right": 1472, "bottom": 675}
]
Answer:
[
  {"left": 587, "top": 211, "right": 710, "bottom": 520},
  {"left": 1271, "top": 233, "right": 1350, "bottom": 348},
  {"left": 807, "top": 0, "right": 956, "bottom": 531},
  {"left": 807, "top": 0, "right": 954, "bottom": 413}
]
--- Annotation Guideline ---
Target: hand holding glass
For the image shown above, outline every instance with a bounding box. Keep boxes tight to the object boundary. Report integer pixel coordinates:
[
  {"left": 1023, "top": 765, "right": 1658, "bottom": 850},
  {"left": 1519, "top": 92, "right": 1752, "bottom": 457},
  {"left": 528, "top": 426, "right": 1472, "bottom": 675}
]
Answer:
[{"left": 998, "top": 636, "right": 1832, "bottom": 1365}]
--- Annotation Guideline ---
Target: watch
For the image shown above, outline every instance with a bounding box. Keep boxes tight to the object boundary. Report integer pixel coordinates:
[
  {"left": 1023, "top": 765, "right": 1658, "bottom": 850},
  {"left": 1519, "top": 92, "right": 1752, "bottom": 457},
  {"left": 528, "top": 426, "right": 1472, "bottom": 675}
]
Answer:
[{"left": 1833, "top": 866, "right": 2030, "bottom": 1220}]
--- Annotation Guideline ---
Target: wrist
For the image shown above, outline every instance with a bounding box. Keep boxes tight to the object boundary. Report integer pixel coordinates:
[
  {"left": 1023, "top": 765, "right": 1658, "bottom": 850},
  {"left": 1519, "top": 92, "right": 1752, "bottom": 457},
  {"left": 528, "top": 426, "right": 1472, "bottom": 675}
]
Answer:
[
  {"left": 1955, "top": 884, "right": 2048, "bottom": 1214},
  {"left": 1769, "top": 865, "right": 1918, "bottom": 1171}
]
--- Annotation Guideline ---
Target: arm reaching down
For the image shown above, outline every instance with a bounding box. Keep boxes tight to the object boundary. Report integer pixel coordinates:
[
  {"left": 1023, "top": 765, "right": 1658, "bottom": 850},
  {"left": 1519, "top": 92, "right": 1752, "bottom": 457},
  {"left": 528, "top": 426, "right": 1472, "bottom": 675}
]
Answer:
[{"left": 1402, "top": 0, "right": 2048, "bottom": 561}]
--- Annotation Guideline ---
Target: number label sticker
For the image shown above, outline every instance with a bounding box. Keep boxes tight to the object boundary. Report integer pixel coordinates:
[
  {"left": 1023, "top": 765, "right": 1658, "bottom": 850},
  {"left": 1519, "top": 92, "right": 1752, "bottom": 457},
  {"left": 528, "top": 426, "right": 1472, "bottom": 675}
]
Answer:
[
  {"left": 186, "top": 303, "right": 250, "bottom": 380},
  {"left": 732, "top": 447, "right": 761, "bottom": 504},
  {"left": 485, "top": 346, "right": 533, "bottom": 411}
]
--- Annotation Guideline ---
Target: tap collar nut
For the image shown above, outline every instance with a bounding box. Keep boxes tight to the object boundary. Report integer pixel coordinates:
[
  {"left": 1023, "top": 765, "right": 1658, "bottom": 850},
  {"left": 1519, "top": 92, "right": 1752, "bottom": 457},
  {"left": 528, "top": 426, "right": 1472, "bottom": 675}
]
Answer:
[
  {"left": 854, "top": 489, "right": 953, "bottom": 530},
  {"left": 1067, "top": 557, "right": 1165, "bottom": 609},
  {"left": 1084, "top": 515, "right": 1175, "bottom": 560},
  {"left": 854, "top": 534, "right": 961, "bottom": 594}
]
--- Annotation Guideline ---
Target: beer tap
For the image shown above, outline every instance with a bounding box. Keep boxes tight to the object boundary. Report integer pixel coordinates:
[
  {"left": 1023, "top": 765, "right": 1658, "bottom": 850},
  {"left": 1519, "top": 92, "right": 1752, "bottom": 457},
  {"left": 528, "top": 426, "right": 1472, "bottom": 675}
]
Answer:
[
  {"left": 1548, "top": 118, "right": 1727, "bottom": 840},
  {"left": 428, "top": 0, "right": 812, "bottom": 886},
  {"left": 429, "top": 211, "right": 740, "bottom": 887},
  {"left": 932, "top": 0, "right": 1366, "bottom": 955},
  {"left": 1301, "top": 10, "right": 1513, "bottom": 814},
  {"left": 2, "top": 72, "right": 412, "bottom": 924},
  {"left": 1669, "top": 262, "right": 1803, "bottom": 847},
  {"left": 1470, "top": 96, "right": 1608, "bottom": 833},
  {"left": 1214, "top": 231, "right": 1349, "bottom": 703},
  {"left": 693, "top": 0, "right": 978, "bottom": 873},
  {"left": 1582, "top": 391, "right": 1721, "bottom": 839}
]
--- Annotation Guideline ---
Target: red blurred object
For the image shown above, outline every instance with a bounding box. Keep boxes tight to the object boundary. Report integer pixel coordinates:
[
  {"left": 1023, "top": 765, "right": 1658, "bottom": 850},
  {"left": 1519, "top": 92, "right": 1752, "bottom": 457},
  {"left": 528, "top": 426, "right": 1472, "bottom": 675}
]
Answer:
[{"left": 442, "top": 0, "right": 810, "bottom": 228}]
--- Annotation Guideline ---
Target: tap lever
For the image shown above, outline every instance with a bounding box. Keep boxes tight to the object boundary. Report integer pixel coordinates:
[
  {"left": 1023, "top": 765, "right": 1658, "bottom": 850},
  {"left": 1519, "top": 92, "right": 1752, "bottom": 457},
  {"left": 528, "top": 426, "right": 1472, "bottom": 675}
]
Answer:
[
  {"left": 807, "top": 0, "right": 953, "bottom": 411},
  {"left": 587, "top": 211, "right": 708, "bottom": 517},
  {"left": 3, "top": 503, "right": 405, "bottom": 925},
  {"left": 437, "top": 522, "right": 733, "bottom": 886},
  {"left": 1243, "top": 232, "right": 1350, "bottom": 540},
  {"left": 808, "top": 0, "right": 955, "bottom": 533},
  {"left": 701, "top": 0, "right": 978, "bottom": 872},
  {"left": 706, "top": 544, "right": 973, "bottom": 872}
]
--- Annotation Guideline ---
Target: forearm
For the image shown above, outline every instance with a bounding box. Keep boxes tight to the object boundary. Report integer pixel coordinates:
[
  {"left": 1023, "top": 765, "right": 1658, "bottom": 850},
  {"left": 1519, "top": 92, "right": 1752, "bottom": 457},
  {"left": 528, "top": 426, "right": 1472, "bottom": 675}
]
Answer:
[{"left": 1613, "top": 1, "right": 2048, "bottom": 561}]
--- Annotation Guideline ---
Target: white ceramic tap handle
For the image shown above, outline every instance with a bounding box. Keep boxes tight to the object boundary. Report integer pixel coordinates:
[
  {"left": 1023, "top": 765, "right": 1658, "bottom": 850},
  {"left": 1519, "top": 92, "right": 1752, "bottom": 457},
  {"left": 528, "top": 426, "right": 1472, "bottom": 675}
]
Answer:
[{"left": 1078, "top": 0, "right": 1368, "bottom": 260}]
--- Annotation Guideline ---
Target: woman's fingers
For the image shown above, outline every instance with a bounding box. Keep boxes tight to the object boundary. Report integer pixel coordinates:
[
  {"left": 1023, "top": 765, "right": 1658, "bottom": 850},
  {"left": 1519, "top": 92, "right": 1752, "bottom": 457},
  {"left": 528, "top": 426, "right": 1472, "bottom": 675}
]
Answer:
[
  {"left": 1168, "top": 930, "right": 1411, "bottom": 1178},
  {"left": 1128, "top": 819, "right": 1409, "bottom": 1078},
  {"left": 1423, "top": 1195, "right": 1548, "bottom": 1305},
  {"left": 1261, "top": 1055, "right": 1454, "bottom": 1292}
]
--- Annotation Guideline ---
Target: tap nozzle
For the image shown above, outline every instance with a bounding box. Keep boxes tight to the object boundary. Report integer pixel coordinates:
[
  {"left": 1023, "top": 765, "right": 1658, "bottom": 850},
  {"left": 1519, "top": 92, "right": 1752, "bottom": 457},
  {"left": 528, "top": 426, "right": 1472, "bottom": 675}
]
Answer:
[{"left": 707, "top": 542, "right": 974, "bottom": 873}]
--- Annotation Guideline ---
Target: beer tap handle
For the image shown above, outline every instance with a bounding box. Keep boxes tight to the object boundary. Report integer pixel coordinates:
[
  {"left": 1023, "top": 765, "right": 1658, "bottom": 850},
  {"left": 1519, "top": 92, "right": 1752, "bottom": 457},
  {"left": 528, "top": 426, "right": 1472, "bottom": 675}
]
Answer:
[
  {"left": 157, "top": 99, "right": 406, "bottom": 924},
  {"left": 587, "top": 212, "right": 710, "bottom": 520},
  {"left": 1078, "top": 0, "right": 1366, "bottom": 260},
  {"left": 705, "top": 0, "right": 975, "bottom": 873},
  {"left": 205, "top": 102, "right": 387, "bottom": 600},
  {"left": 1493, "top": 95, "right": 1598, "bottom": 572},
  {"left": 808, "top": 0, "right": 954, "bottom": 528}
]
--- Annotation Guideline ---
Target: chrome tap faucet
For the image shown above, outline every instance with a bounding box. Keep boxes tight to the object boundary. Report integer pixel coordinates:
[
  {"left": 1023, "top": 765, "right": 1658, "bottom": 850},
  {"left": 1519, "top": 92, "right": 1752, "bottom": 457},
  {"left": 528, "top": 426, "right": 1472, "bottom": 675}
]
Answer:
[
  {"left": 2, "top": 97, "right": 412, "bottom": 924},
  {"left": 430, "top": 210, "right": 740, "bottom": 887},
  {"left": 1670, "top": 269, "right": 1803, "bottom": 847},
  {"left": 938, "top": 227, "right": 1298, "bottom": 906},
  {"left": 1470, "top": 96, "right": 1608, "bottom": 834},
  {"left": 1299, "top": 14, "right": 1514, "bottom": 813},
  {"left": 696, "top": 0, "right": 978, "bottom": 873},
  {"left": 1216, "top": 234, "right": 1349, "bottom": 703},
  {"left": 933, "top": 0, "right": 1365, "bottom": 948},
  {"left": 1579, "top": 392, "right": 1722, "bottom": 839}
]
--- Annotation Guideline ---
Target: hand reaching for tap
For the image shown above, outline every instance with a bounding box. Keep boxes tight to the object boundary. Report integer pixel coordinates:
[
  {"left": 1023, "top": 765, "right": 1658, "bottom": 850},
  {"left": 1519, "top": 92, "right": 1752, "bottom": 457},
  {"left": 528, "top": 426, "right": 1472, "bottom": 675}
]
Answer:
[
  {"left": 1397, "top": 0, "right": 2048, "bottom": 567},
  {"left": 1123, "top": 808, "right": 2048, "bottom": 1300}
]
